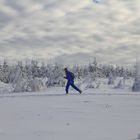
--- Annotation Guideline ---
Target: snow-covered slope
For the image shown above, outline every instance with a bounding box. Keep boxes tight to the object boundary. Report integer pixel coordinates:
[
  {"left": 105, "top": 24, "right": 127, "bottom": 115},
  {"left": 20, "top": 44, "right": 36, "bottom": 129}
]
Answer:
[{"left": 0, "top": 88, "right": 140, "bottom": 140}]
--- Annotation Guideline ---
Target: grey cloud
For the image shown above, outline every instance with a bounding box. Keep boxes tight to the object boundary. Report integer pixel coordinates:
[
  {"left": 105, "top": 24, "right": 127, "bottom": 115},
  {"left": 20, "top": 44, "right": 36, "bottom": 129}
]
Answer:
[
  {"left": 4, "top": 0, "right": 25, "bottom": 13},
  {"left": 0, "top": 0, "right": 140, "bottom": 65},
  {"left": 0, "top": 12, "right": 12, "bottom": 28}
]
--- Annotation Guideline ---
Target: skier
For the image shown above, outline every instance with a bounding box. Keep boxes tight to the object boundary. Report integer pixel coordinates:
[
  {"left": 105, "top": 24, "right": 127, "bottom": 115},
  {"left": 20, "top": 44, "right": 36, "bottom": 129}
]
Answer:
[{"left": 64, "top": 68, "right": 82, "bottom": 94}]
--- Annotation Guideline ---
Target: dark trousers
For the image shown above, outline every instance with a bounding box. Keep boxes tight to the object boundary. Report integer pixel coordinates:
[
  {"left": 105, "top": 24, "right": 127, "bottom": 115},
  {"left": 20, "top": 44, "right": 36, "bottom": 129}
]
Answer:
[{"left": 66, "top": 81, "right": 81, "bottom": 93}]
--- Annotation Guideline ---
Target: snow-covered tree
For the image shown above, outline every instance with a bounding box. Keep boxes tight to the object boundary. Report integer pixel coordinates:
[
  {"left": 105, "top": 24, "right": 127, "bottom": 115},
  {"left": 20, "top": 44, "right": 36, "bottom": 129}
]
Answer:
[
  {"left": 132, "top": 61, "right": 140, "bottom": 92},
  {"left": 115, "top": 78, "right": 125, "bottom": 89},
  {"left": 46, "top": 64, "right": 65, "bottom": 87},
  {"left": 108, "top": 72, "right": 115, "bottom": 85},
  {"left": 0, "top": 60, "right": 11, "bottom": 83},
  {"left": 0, "top": 59, "right": 134, "bottom": 92},
  {"left": 12, "top": 61, "right": 47, "bottom": 92}
]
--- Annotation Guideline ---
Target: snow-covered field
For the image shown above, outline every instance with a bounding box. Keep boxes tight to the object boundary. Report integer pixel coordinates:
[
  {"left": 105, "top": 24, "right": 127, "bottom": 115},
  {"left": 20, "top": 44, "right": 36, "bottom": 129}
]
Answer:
[{"left": 0, "top": 87, "right": 140, "bottom": 140}]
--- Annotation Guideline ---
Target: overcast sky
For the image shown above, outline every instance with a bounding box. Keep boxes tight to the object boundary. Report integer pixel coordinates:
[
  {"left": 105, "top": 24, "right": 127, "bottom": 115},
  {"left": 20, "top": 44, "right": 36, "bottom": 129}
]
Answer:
[{"left": 0, "top": 0, "right": 140, "bottom": 65}]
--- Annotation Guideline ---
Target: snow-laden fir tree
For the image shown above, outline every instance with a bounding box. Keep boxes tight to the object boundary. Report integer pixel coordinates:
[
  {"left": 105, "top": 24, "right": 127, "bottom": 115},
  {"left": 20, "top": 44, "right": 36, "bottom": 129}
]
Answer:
[
  {"left": 12, "top": 61, "right": 46, "bottom": 92},
  {"left": 80, "top": 59, "right": 100, "bottom": 89},
  {"left": 0, "top": 60, "right": 11, "bottom": 83},
  {"left": 0, "top": 59, "right": 134, "bottom": 92},
  {"left": 115, "top": 78, "right": 125, "bottom": 89},
  {"left": 108, "top": 72, "right": 115, "bottom": 85},
  {"left": 132, "top": 60, "right": 140, "bottom": 92},
  {"left": 46, "top": 64, "right": 65, "bottom": 87}
]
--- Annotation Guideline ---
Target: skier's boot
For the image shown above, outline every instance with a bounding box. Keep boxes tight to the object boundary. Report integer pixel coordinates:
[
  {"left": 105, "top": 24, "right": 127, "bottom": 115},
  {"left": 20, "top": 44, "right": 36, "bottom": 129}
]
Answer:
[{"left": 79, "top": 90, "right": 82, "bottom": 94}]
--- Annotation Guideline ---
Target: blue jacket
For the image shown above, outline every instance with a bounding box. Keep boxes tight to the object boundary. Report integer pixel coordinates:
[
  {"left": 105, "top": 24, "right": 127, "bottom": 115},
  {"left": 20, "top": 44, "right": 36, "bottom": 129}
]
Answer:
[{"left": 65, "top": 70, "right": 74, "bottom": 82}]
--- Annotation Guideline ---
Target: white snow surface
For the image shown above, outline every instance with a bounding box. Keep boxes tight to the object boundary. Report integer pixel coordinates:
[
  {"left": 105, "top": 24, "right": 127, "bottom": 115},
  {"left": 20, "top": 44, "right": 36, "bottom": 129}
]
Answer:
[{"left": 0, "top": 87, "right": 140, "bottom": 140}]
